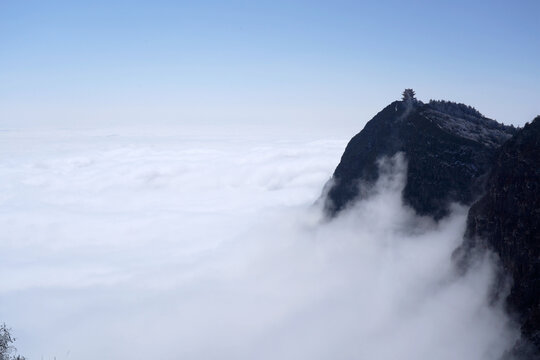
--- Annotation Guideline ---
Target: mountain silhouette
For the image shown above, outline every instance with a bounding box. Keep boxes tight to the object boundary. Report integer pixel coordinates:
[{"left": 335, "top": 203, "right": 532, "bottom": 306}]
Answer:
[
  {"left": 323, "top": 91, "right": 538, "bottom": 356},
  {"left": 323, "top": 90, "right": 516, "bottom": 219}
]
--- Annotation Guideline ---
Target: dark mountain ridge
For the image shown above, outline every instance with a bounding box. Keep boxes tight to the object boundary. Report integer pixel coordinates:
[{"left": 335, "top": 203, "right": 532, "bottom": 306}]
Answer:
[
  {"left": 324, "top": 90, "right": 516, "bottom": 219},
  {"left": 323, "top": 91, "right": 539, "bottom": 356}
]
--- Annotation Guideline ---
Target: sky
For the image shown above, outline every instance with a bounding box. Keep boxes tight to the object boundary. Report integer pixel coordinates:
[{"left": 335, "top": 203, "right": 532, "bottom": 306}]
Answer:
[{"left": 1, "top": 0, "right": 539, "bottom": 133}]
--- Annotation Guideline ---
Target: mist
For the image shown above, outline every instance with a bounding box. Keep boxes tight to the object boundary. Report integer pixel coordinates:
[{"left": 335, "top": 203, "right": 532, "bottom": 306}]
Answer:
[{"left": 0, "top": 128, "right": 519, "bottom": 359}]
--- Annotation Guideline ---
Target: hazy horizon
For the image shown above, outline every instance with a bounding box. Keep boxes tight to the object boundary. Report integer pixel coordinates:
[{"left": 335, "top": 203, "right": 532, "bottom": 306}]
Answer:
[{"left": 2, "top": 0, "right": 539, "bottom": 131}]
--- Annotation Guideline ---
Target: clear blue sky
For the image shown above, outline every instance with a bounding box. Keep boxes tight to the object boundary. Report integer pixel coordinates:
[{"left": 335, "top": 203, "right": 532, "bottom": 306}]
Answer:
[{"left": 1, "top": 0, "right": 539, "bottom": 131}]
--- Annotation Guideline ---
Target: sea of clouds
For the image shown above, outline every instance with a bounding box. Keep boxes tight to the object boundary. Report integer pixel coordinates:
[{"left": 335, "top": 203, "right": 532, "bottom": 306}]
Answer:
[{"left": 0, "top": 127, "right": 519, "bottom": 359}]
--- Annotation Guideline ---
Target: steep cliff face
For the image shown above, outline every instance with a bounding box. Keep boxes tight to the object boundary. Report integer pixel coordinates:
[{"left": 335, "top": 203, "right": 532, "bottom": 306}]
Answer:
[
  {"left": 324, "top": 94, "right": 515, "bottom": 219},
  {"left": 462, "top": 117, "right": 540, "bottom": 355}
]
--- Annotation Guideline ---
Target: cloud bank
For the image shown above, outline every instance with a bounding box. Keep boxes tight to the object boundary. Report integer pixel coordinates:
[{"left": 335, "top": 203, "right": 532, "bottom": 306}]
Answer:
[{"left": 0, "top": 129, "right": 519, "bottom": 359}]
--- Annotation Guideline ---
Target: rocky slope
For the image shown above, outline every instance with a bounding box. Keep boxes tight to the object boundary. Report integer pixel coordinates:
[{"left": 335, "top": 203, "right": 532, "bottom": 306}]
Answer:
[
  {"left": 461, "top": 117, "right": 540, "bottom": 357},
  {"left": 323, "top": 91, "right": 516, "bottom": 219}
]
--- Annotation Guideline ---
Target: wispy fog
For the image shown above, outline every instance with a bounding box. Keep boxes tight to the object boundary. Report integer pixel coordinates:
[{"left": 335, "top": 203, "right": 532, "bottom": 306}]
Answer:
[{"left": 0, "top": 129, "right": 518, "bottom": 359}]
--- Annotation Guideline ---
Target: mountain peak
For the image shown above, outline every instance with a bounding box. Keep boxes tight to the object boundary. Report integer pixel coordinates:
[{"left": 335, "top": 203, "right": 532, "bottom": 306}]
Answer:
[{"left": 323, "top": 96, "right": 516, "bottom": 218}]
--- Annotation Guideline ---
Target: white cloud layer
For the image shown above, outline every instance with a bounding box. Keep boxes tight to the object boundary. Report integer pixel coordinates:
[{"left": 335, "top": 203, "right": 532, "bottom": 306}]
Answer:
[{"left": 0, "top": 129, "right": 519, "bottom": 359}]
